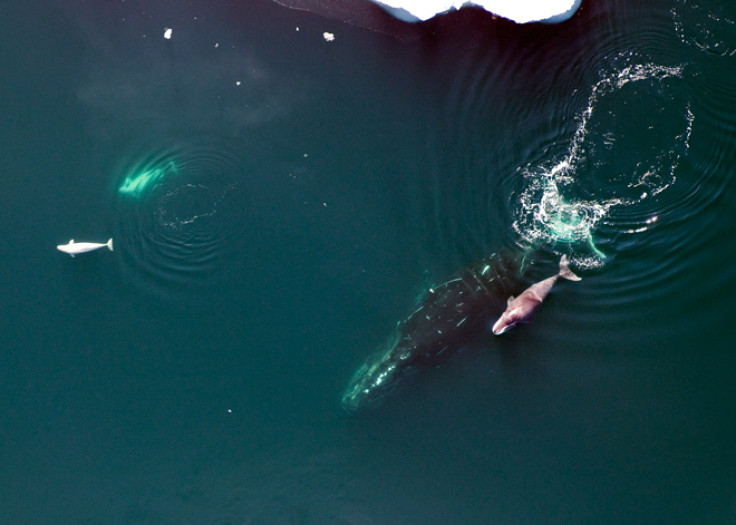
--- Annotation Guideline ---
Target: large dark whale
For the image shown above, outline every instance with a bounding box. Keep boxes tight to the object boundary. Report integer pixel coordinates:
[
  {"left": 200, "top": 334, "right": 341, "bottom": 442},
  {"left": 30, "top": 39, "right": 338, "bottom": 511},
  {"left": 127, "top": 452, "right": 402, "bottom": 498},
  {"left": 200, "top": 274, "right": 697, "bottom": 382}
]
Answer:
[{"left": 341, "top": 249, "right": 537, "bottom": 414}]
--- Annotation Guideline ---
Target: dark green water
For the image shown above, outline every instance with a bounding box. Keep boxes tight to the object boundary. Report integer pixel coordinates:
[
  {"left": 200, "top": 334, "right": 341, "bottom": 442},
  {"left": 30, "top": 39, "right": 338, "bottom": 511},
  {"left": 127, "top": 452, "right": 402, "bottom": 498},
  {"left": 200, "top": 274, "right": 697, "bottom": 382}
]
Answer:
[{"left": 1, "top": 0, "right": 735, "bottom": 523}]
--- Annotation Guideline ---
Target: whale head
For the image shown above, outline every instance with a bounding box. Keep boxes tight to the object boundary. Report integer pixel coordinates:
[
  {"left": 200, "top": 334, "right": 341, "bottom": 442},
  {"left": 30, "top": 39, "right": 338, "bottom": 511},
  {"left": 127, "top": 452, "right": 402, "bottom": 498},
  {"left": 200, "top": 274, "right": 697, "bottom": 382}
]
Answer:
[
  {"left": 341, "top": 332, "right": 412, "bottom": 414},
  {"left": 491, "top": 305, "right": 527, "bottom": 335}
]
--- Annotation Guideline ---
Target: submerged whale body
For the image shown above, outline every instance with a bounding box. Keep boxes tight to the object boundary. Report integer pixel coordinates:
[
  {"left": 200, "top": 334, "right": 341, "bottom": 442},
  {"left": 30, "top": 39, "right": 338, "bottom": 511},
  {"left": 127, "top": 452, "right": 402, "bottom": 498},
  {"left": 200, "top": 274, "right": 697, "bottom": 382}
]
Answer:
[{"left": 341, "top": 249, "right": 532, "bottom": 414}]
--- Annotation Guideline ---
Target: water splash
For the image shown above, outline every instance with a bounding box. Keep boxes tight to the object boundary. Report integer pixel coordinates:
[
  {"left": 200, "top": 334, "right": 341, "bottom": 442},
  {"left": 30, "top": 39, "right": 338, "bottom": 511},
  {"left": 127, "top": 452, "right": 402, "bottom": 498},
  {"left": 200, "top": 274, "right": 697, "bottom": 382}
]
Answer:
[
  {"left": 512, "top": 58, "right": 693, "bottom": 270},
  {"left": 672, "top": 1, "right": 736, "bottom": 57}
]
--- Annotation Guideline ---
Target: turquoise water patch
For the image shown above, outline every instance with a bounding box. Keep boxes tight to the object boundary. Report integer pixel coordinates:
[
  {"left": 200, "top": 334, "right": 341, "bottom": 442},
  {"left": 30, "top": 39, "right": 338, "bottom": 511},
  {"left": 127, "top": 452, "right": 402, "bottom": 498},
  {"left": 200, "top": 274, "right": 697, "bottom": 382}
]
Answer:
[{"left": 118, "top": 161, "right": 178, "bottom": 197}]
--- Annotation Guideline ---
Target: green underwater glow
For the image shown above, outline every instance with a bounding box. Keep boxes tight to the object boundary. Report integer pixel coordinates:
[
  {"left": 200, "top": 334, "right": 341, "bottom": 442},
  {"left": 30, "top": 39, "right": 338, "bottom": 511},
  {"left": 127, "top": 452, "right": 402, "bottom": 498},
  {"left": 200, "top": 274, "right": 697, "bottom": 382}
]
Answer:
[
  {"left": 118, "top": 161, "right": 177, "bottom": 197},
  {"left": 547, "top": 209, "right": 584, "bottom": 243},
  {"left": 550, "top": 217, "right": 607, "bottom": 260},
  {"left": 544, "top": 199, "right": 608, "bottom": 261}
]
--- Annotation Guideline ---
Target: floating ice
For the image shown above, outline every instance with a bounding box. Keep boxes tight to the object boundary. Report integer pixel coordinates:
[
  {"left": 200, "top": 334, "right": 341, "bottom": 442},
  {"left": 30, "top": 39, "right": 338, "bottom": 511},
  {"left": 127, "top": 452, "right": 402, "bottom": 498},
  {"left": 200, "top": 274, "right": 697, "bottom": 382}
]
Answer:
[
  {"left": 163, "top": 27, "right": 172, "bottom": 39},
  {"left": 370, "top": 0, "right": 582, "bottom": 24}
]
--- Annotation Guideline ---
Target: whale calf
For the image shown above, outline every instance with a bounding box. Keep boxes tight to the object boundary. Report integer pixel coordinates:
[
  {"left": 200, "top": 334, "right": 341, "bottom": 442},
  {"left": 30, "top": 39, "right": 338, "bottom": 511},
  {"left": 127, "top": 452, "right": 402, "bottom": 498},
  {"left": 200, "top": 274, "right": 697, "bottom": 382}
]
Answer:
[
  {"left": 56, "top": 238, "right": 113, "bottom": 257},
  {"left": 492, "top": 255, "right": 580, "bottom": 335}
]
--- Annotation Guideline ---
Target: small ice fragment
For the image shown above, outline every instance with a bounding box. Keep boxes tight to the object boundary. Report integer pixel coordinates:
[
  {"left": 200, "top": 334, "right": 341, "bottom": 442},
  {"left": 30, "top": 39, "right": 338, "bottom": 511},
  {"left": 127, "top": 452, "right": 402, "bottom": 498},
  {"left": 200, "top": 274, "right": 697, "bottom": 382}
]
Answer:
[
  {"left": 235, "top": 81, "right": 241, "bottom": 86},
  {"left": 322, "top": 31, "right": 335, "bottom": 42},
  {"left": 215, "top": 42, "right": 219, "bottom": 48},
  {"left": 163, "top": 27, "right": 172, "bottom": 39}
]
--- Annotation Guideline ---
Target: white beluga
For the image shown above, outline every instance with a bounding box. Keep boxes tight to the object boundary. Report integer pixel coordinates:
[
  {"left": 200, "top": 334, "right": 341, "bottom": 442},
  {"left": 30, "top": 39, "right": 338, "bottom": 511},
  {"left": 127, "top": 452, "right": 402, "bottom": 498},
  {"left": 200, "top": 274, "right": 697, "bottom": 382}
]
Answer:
[
  {"left": 57, "top": 238, "right": 113, "bottom": 258},
  {"left": 492, "top": 255, "right": 581, "bottom": 335}
]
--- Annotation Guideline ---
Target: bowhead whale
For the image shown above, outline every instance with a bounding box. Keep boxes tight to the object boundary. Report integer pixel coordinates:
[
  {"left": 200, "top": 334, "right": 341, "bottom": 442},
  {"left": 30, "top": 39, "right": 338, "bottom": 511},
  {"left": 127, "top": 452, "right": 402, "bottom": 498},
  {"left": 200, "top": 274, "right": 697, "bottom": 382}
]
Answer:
[
  {"left": 341, "top": 250, "right": 530, "bottom": 414},
  {"left": 57, "top": 238, "right": 113, "bottom": 257},
  {"left": 341, "top": 250, "right": 582, "bottom": 413}
]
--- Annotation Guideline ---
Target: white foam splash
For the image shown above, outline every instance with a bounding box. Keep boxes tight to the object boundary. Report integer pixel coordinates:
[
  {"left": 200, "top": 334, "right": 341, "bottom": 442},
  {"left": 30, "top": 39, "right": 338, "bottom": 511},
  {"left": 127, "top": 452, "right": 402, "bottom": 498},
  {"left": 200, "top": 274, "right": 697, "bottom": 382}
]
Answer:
[
  {"left": 672, "top": 3, "right": 736, "bottom": 56},
  {"left": 512, "top": 59, "right": 691, "bottom": 269},
  {"left": 513, "top": 162, "right": 616, "bottom": 269}
]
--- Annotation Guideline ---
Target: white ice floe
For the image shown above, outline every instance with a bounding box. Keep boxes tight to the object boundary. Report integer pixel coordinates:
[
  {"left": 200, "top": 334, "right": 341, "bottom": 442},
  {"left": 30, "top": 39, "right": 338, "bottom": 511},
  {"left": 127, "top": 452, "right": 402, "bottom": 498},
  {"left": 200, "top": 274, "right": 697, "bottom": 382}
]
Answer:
[
  {"left": 323, "top": 31, "right": 335, "bottom": 41},
  {"left": 163, "top": 27, "right": 172, "bottom": 39},
  {"left": 370, "top": 0, "right": 582, "bottom": 24}
]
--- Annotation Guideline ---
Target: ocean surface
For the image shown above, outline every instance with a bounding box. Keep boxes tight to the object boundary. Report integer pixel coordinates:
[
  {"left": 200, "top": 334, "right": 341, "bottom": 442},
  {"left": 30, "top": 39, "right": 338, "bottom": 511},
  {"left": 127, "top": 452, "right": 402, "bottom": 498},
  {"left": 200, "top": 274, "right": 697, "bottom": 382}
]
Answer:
[{"left": 1, "top": 0, "right": 735, "bottom": 523}]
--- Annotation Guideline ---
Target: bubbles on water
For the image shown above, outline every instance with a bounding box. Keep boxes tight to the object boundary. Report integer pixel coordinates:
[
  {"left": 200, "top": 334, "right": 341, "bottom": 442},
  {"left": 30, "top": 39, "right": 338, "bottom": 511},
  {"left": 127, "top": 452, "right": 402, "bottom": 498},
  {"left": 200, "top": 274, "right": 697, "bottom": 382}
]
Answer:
[
  {"left": 512, "top": 58, "right": 693, "bottom": 269},
  {"left": 672, "top": 1, "right": 736, "bottom": 57},
  {"left": 569, "top": 62, "right": 688, "bottom": 200},
  {"left": 513, "top": 160, "right": 618, "bottom": 270},
  {"left": 155, "top": 182, "right": 235, "bottom": 232}
]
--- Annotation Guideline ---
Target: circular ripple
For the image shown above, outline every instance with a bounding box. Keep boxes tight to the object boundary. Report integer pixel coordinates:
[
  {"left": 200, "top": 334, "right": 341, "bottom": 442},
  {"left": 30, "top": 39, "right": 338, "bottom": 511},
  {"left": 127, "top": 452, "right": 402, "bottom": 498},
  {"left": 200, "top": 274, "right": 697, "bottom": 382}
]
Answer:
[
  {"left": 113, "top": 140, "right": 246, "bottom": 301},
  {"left": 672, "top": 1, "right": 736, "bottom": 57},
  {"left": 511, "top": 58, "right": 694, "bottom": 271}
]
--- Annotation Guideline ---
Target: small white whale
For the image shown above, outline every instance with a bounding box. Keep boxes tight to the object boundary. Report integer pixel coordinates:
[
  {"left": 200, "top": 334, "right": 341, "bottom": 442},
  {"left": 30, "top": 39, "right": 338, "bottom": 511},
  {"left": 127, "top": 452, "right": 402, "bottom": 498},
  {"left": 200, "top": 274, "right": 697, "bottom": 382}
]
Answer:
[
  {"left": 57, "top": 238, "right": 113, "bottom": 258},
  {"left": 492, "top": 255, "right": 581, "bottom": 335}
]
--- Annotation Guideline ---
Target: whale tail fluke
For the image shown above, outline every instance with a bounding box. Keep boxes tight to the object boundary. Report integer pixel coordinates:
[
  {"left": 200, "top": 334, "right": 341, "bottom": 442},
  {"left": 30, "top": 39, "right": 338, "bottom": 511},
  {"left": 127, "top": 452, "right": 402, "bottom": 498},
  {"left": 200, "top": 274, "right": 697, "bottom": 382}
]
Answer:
[
  {"left": 559, "top": 255, "right": 581, "bottom": 281},
  {"left": 107, "top": 238, "right": 114, "bottom": 252}
]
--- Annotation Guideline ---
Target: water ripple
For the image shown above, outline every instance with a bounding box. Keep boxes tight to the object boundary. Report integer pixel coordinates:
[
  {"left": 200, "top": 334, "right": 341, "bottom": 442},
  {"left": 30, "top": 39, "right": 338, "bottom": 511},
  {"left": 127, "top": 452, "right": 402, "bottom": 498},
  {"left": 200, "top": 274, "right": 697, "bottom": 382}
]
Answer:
[
  {"left": 113, "top": 139, "right": 247, "bottom": 302},
  {"left": 672, "top": 0, "right": 736, "bottom": 57},
  {"left": 510, "top": 57, "right": 696, "bottom": 271}
]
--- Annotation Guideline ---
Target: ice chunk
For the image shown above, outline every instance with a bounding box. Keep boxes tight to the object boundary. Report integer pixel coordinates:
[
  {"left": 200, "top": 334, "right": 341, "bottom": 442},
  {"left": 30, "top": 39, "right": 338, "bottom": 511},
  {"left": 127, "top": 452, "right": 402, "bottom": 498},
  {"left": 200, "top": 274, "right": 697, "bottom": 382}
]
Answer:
[{"left": 370, "top": 0, "right": 582, "bottom": 24}]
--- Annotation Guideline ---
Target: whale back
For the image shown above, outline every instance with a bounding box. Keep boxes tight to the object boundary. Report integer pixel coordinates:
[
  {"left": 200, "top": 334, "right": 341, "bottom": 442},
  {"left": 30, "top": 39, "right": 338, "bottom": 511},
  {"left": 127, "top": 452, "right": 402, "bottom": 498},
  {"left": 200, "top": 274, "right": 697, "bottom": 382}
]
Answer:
[{"left": 341, "top": 248, "right": 532, "bottom": 413}]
